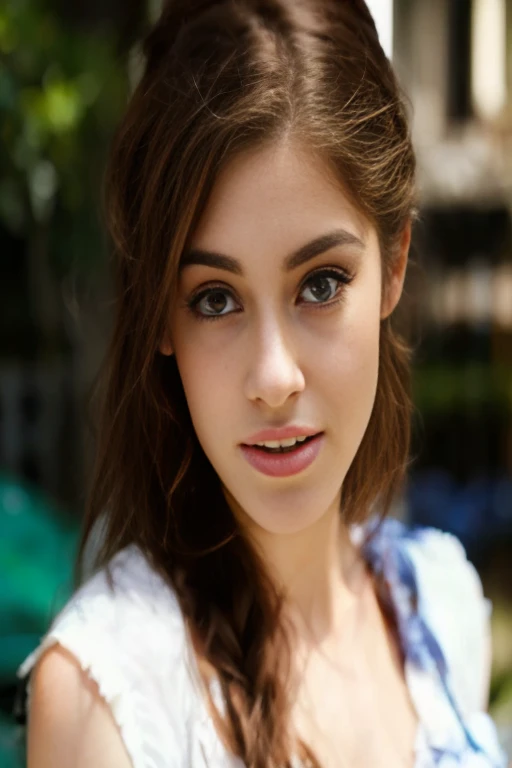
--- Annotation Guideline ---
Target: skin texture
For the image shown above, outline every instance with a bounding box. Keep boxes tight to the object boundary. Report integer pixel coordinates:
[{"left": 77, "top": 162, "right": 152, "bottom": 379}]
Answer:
[{"left": 165, "top": 140, "right": 402, "bottom": 533}]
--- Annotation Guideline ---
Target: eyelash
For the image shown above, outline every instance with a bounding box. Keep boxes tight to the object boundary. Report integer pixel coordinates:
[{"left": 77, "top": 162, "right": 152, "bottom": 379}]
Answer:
[{"left": 185, "top": 267, "right": 355, "bottom": 322}]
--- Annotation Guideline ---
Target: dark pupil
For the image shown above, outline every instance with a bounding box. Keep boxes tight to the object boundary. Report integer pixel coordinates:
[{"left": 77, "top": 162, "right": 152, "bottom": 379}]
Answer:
[
  {"left": 310, "top": 276, "right": 332, "bottom": 302},
  {"left": 207, "top": 292, "right": 227, "bottom": 313}
]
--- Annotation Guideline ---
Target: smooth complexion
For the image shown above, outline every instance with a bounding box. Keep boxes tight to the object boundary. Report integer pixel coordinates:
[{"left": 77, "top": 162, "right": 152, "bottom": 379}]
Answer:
[
  {"left": 161, "top": 138, "right": 408, "bottom": 615},
  {"left": 161, "top": 140, "right": 417, "bottom": 766}
]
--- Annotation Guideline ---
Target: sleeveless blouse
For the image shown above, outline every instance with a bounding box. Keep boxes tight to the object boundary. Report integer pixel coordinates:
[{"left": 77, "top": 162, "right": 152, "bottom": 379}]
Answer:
[{"left": 18, "top": 517, "right": 508, "bottom": 768}]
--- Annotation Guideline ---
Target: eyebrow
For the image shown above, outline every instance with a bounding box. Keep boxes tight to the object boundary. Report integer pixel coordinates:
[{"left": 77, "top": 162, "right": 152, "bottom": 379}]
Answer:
[{"left": 179, "top": 228, "right": 365, "bottom": 276}]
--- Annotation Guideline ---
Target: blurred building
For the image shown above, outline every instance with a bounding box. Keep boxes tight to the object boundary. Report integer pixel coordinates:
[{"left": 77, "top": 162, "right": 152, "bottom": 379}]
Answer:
[
  {"left": 386, "top": 0, "right": 512, "bottom": 547},
  {"left": 391, "top": 0, "right": 512, "bottom": 744}
]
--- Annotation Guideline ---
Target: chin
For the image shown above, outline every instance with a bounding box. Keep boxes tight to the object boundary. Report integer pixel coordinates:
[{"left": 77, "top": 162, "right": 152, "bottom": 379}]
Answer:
[
  {"left": 221, "top": 471, "right": 344, "bottom": 538},
  {"left": 235, "top": 494, "right": 332, "bottom": 538}
]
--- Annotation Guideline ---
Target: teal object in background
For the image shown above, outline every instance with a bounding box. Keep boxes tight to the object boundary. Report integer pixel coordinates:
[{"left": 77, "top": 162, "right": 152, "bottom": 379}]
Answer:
[
  {"left": 0, "top": 713, "right": 24, "bottom": 768},
  {"left": 0, "top": 472, "right": 80, "bottom": 767},
  {"left": 0, "top": 472, "right": 79, "bottom": 683}
]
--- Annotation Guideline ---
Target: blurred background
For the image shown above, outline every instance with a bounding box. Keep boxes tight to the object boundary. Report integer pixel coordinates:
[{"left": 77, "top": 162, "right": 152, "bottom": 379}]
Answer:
[{"left": 0, "top": 0, "right": 511, "bottom": 765}]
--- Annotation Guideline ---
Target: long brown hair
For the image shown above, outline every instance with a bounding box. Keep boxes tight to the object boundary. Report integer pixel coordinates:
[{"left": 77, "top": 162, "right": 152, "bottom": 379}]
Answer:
[{"left": 80, "top": 1, "right": 417, "bottom": 765}]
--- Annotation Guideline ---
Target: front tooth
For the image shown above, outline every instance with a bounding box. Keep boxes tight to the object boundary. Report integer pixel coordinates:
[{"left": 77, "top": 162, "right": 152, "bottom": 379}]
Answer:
[
  {"left": 280, "top": 437, "right": 300, "bottom": 447},
  {"left": 254, "top": 436, "right": 309, "bottom": 448}
]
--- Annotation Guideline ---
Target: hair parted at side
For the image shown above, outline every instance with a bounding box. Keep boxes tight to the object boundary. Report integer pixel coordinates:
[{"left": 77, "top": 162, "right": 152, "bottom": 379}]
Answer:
[{"left": 80, "top": 1, "right": 417, "bottom": 765}]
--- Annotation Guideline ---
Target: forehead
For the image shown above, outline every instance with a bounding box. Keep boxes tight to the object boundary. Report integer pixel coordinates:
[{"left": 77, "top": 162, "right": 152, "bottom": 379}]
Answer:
[{"left": 189, "top": 141, "right": 369, "bottom": 250}]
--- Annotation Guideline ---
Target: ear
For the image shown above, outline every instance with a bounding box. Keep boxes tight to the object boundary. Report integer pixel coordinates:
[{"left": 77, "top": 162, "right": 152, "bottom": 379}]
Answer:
[
  {"left": 380, "top": 220, "right": 411, "bottom": 320},
  {"left": 158, "top": 331, "right": 174, "bottom": 357}
]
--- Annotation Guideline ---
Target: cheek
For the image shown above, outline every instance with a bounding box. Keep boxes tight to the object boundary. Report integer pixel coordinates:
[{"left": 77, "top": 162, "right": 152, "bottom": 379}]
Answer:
[
  {"left": 174, "top": 347, "right": 233, "bottom": 446},
  {"left": 323, "top": 303, "right": 381, "bottom": 432},
  {"left": 330, "top": 334, "right": 379, "bottom": 396}
]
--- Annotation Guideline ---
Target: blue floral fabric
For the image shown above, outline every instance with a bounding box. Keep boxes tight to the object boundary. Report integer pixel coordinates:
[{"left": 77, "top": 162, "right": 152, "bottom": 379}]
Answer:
[{"left": 356, "top": 516, "right": 508, "bottom": 768}]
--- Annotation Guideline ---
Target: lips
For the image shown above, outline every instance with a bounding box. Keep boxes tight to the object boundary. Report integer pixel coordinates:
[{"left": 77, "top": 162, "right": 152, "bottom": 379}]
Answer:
[{"left": 240, "top": 432, "right": 325, "bottom": 477}]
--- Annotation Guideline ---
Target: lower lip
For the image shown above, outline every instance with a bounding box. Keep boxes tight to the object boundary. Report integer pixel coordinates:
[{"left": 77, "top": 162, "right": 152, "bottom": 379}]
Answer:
[{"left": 239, "top": 434, "right": 324, "bottom": 477}]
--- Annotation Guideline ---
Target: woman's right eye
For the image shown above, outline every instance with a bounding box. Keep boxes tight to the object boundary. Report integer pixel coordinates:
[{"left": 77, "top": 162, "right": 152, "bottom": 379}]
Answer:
[{"left": 187, "top": 288, "right": 239, "bottom": 321}]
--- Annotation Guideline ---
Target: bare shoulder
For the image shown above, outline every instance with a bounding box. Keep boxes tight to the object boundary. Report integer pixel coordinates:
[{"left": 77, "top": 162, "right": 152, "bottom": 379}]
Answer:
[{"left": 27, "top": 643, "right": 133, "bottom": 768}]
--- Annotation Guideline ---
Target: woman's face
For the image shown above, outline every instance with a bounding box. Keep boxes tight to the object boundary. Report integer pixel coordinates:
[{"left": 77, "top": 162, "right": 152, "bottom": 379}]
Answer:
[{"left": 163, "top": 140, "right": 407, "bottom": 536}]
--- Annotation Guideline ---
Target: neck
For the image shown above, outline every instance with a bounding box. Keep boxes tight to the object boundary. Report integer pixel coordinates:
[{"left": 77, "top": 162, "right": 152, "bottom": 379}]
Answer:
[{"left": 237, "top": 496, "right": 368, "bottom": 646}]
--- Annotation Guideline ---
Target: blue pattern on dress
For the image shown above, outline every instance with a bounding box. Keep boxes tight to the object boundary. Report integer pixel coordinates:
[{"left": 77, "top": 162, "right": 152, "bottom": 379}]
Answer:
[{"left": 357, "top": 516, "right": 508, "bottom": 768}]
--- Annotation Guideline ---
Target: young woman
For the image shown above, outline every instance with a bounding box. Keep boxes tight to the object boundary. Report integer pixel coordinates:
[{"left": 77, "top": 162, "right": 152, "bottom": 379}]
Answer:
[{"left": 19, "top": 1, "right": 508, "bottom": 767}]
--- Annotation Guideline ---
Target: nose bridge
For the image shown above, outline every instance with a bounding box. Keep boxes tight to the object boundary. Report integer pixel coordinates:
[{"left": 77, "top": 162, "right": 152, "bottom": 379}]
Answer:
[{"left": 244, "top": 303, "right": 305, "bottom": 406}]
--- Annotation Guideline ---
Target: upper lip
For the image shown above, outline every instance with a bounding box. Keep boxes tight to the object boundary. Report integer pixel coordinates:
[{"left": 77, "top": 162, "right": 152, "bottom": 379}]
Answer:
[{"left": 242, "top": 426, "right": 322, "bottom": 445}]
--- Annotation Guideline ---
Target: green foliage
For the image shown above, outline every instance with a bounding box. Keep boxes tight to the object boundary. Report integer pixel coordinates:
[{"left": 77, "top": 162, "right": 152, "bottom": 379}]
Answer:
[
  {"left": 0, "top": 0, "right": 130, "bottom": 275},
  {"left": 412, "top": 363, "right": 512, "bottom": 413}
]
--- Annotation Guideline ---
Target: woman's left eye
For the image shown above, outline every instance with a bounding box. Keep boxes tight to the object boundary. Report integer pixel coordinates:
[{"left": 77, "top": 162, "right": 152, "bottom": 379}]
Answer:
[{"left": 299, "top": 268, "right": 353, "bottom": 304}]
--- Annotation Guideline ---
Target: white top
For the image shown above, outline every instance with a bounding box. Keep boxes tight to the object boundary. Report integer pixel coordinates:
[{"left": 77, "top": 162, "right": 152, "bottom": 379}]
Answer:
[{"left": 18, "top": 517, "right": 508, "bottom": 768}]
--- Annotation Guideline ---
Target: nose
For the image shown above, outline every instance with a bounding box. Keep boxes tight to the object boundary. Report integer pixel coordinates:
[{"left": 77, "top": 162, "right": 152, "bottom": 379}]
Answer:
[{"left": 243, "top": 319, "right": 306, "bottom": 409}]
